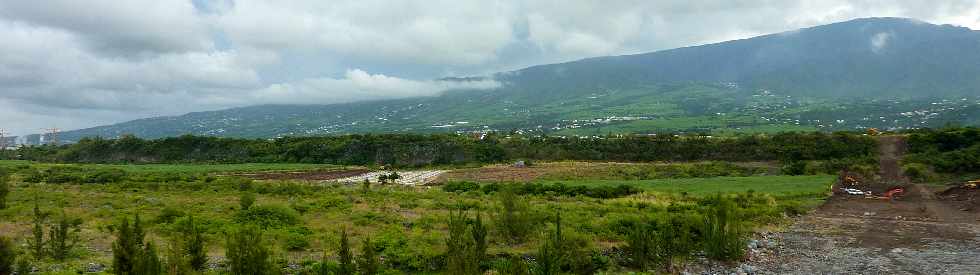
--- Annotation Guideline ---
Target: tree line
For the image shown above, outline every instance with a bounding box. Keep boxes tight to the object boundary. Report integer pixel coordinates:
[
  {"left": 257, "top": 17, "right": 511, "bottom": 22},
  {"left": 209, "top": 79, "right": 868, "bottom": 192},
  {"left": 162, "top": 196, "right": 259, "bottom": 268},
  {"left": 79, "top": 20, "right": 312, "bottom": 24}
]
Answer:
[{"left": 3, "top": 132, "right": 875, "bottom": 167}]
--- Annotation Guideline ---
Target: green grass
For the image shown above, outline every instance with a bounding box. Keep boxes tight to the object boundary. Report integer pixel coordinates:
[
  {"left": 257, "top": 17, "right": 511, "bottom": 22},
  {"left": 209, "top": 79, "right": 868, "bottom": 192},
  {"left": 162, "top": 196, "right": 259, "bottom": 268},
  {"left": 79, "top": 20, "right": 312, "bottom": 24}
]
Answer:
[
  {"left": 0, "top": 160, "right": 342, "bottom": 174},
  {"left": 0, "top": 162, "right": 832, "bottom": 274},
  {"left": 540, "top": 175, "right": 834, "bottom": 197}
]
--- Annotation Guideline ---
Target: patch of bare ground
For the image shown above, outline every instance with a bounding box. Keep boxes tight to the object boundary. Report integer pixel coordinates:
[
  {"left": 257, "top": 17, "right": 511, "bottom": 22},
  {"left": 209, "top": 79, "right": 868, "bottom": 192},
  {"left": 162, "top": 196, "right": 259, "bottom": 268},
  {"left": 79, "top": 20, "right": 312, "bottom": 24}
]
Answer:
[
  {"left": 743, "top": 136, "right": 980, "bottom": 274},
  {"left": 436, "top": 161, "right": 777, "bottom": 183},
  {"left": 237, "top": 169, "right": 370, "bottom": 180}
]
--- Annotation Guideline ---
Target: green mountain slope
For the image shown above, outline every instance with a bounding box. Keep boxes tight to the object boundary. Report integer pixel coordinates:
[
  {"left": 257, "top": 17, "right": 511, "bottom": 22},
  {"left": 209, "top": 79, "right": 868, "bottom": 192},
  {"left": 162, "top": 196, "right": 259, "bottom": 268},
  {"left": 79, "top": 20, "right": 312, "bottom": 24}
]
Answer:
[{"left": 58, "top": 17, "right": 980, "bottom": 141}]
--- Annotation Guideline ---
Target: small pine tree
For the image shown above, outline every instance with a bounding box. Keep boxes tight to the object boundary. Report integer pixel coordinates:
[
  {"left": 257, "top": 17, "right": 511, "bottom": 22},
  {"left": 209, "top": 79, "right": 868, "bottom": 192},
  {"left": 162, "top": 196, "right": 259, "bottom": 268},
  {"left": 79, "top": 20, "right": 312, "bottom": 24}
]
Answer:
[
  {"left": 0, "top": 236, "right": 14, "bottom": 275},
  {"left": 113, "top": 217, "right": 139, "bottom": 275},
  {"left": 225, "top": 226, "right": 273, "bottom": 275},
  {"left": 496, "top": 189, "right": 533, "bottom": 244},
  {"left": 134, "top": 241, "right": 163, "bottom": 275},
  {"left": 446, "top": 207, "right": 477, "bottom": 275},
  {"left": 164, "top": 238, "right": 192, "bottom": 275},
  {"left": 133, "top": 214, "right": 146, "bottom": 248},
  {"left": 361, "top": 179, "right": 371, "bottom": 193},
  {"left": 240, "top": 192, "right": 256, "bottom": 210},
  {"left": 337, "top": 230, "right": 354, "bottom": 275},
  {"left": 535, "top": 210, "right": 563, "bottom": 275},
  {"left": 471, "top": 212, "right": 488, "bottom": 266},
  {"left": 183, "top": 216, "right": 208, "bottom": 271},
  {"left": 356, "top": 237, "right": 379, "bottom": 275},
  {"left": 47, "top": 211, "right": 81, "bottom": 261},
  {"left": 27, "top": 196, "right": 46, "bottom": 259},
  {"left": 14, "top": 256, "right": 30, "bottom": 275},
  {"left": 0, "top": 169, "right": 9, "bottom": 209}
]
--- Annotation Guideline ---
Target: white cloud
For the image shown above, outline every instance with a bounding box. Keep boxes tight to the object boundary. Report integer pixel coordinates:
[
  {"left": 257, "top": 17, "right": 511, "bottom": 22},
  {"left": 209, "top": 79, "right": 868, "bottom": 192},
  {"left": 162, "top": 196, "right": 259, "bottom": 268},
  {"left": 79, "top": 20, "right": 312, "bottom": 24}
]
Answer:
[
  {"left": 870, "top": 32, "right": 894, "bottom": 54},
  {"left": 0, "top": 0, "right": 211, "bottom": 55},
  {"left": 251, "top": 69, "right": 500, "bottom": 105}
]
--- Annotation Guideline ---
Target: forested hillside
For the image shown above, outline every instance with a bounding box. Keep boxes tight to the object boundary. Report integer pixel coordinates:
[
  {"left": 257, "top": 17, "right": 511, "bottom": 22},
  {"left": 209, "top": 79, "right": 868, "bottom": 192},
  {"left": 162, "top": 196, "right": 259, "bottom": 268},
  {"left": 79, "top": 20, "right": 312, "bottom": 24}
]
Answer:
[{"left": 53, "top": 17, "right": 980, "bottom": 141}]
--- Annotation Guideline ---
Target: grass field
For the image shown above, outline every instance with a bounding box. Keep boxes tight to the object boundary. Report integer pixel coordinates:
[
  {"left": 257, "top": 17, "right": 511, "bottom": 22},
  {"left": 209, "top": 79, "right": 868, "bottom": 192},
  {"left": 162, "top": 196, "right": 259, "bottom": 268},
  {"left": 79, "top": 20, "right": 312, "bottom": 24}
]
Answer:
[
  {"left": 544, "top": 175, "right": 833, "bottom": 196},
  {"left": 0, "top": 160, "right": 343, "bottom": 174},
  {"left": 0, "top": 161, "right": 834, "bottom": 274}
]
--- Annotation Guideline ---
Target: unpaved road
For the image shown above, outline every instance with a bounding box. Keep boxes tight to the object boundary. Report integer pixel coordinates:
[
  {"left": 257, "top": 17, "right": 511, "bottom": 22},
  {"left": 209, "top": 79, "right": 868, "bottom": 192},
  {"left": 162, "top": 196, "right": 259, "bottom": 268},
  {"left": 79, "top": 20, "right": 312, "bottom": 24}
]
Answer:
[{"left": 748, "top": 136, "right": 980, "bottom": 274}]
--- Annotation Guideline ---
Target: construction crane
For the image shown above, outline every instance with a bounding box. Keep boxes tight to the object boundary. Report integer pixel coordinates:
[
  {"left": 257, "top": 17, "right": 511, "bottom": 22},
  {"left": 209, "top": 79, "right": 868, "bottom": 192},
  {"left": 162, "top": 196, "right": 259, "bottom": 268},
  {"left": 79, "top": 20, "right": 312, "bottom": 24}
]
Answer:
[{"left": 42, "top": 128, "right": 60, "bottom": 145}]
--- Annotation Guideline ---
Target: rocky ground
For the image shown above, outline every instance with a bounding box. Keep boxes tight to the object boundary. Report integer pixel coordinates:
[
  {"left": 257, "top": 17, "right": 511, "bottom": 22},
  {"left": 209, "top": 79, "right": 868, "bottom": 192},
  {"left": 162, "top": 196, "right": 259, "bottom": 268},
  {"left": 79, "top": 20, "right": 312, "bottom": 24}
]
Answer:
[{"left": 688, "top": 136, "right": 980, "bottom": 275}]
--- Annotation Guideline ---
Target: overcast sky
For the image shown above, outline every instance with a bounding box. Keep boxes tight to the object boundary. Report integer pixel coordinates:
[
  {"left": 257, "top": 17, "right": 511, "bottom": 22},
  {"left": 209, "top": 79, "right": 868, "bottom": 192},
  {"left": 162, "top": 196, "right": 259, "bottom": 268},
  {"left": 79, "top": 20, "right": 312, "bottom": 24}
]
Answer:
[{"left": 1, "top": 0, "right": 978, "bottom": 136}]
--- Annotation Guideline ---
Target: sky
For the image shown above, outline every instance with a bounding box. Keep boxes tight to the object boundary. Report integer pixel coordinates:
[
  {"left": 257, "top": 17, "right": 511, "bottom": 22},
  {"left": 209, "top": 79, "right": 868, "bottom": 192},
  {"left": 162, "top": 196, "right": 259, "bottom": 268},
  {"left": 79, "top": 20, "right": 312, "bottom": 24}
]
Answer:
[{"left": 1, "top": 0, "right": 979, "bottom": 136}]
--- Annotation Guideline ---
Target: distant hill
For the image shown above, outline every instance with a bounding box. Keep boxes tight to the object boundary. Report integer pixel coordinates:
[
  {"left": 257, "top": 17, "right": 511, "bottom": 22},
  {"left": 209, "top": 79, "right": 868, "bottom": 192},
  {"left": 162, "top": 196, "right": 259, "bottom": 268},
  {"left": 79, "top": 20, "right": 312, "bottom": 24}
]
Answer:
[{"left": 59, "top": 17, "right": 980, "bottom": 141}]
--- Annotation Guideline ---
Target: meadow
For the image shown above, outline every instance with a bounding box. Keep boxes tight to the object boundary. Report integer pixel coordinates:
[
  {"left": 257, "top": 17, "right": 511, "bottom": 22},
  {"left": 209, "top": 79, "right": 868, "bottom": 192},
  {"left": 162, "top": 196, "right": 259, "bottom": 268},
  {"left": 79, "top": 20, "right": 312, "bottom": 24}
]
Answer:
[{"left": 0, "top": 160, "right": 833, "bottom": 274}]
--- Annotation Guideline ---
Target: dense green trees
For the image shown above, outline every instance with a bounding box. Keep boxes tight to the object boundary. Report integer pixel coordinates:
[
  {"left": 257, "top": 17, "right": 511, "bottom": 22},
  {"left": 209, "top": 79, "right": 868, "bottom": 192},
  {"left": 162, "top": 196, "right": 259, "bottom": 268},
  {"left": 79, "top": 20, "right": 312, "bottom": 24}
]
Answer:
[
  {"left": 906, "top": 127, "right": 980, "bottom": 173},
  {"left": 8, "top": 132, "right": 875, "bottom": 167}
]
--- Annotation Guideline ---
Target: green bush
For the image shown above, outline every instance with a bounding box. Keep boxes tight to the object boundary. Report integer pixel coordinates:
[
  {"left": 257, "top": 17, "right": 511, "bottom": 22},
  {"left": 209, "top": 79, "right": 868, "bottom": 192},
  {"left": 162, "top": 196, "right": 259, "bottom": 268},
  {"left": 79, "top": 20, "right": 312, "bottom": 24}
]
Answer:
[
  {"left": 282, "top": 231, "right": 310, "bottom": 251},
  {"left": 702, "top": 198, "right": 746, "bottom": 261},
  {"left": 155, "top": 207, "right": 186, "bottom": 224},
  {"left": 226, "top": 226, "right": 275, "bottom": 275},
  {"left": 494, "top": 189, "right": 535, "bottom": 244},
  {"left": 234, "top": 205, "right": 301, "bottom": 229},
  {"left": 902, "top": 163, "right": 935, "bottom": 182},
  {"left": 0, "top": 236, "right": 14, "bottom": 275},
  {"left": 442, "top": 181, "right": 480, "bottom": 193}
]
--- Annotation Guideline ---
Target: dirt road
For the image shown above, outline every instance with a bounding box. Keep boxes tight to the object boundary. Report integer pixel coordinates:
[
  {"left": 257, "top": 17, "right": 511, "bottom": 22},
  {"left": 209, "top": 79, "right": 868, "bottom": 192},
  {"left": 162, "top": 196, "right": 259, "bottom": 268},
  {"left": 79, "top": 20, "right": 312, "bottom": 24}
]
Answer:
[{"left": 748, "top": 136, "right": 980, "bottom": 274}]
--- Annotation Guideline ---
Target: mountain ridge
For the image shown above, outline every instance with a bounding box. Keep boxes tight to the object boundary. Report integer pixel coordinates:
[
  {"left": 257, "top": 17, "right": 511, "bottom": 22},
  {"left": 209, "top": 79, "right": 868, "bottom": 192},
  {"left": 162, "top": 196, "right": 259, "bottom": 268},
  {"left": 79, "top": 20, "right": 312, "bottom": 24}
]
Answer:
[{"left": 50, "top": 17, "right": 980, "bottom": 142}]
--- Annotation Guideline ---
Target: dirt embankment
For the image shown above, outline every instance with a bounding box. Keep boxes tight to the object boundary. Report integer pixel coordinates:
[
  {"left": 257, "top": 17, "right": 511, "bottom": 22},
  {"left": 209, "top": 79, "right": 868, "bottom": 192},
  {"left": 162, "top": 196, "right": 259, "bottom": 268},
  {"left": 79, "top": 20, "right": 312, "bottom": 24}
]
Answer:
[{"left": 746, "top": 136, "right": 980, "bottom": 274}]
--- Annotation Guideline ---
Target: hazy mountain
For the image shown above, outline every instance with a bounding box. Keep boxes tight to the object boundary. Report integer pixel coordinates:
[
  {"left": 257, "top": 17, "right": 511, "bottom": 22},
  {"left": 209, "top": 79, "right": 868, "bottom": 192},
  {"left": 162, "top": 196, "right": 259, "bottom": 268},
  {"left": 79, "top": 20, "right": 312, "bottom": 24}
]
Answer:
[{"left": 58, "top": 17, "right": 980, "bottom": 141}]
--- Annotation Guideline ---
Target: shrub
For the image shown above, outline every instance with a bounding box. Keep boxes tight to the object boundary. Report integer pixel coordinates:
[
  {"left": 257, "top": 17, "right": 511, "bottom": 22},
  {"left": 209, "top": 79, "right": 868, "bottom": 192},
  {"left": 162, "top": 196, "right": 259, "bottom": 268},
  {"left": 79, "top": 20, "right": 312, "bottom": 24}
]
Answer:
[
  {"left": 226, "top": 226, "right": 274, "bottom": 275},
  {"left": 234, "top": 205, "right": 301, "bottom": 229},
  {"left": 337, "top": 229, "right": 355, "bottom": 275},
  {"left": 492, "top": 255, "right": 530, "bottom": 275},
  {"left": 781, "top": 160, "right": 806, "bottom": 176},
  {"left": 155, "top": 207, "right": 186, "bottom": 224},
  {"left": 134, "top": 241, "right": 163, "bottom": 275},
  {"left": 0, "top": 169, "right": 8, "bottom": 209},
  {"left": 47, "top": 211, "right": 82, "bottom": 261},
  {"left": 27, "top": 197, "right": 46, "bottom": 259},
  {"left": 83, "top": 168, "right": 128, "bottom": 183},
  {"left": 282, "top": 231, "right": 310, "bottom": 251},
  {"left": 442, "top": 181, "right": 480, "bottom": 193},
  {"left": 357, "top": 237, "right": 380, "bottom": 275},
  {"left": 702, "top": 198, "right": 746, "bottom": 261},
  {"left": 175, "top": 215, "right": 208, "bottom": 271},
  {"left": 0, "top": 236, "right": 14, "bottom": 275},
  {"left": 240, "top": 192, "right": 256, "bottom": 210},
  {"left": 446, "top": 207, "right": 480, "bottom": 275},
  {"left": 495, "top": 189, "right": 534, "bottom": 244},
  {"left": 113, "top": 216, "right": 141, "bottom": 274},
  {"left": 902, "top": 163, "right": 935, "bottom": 182}
]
